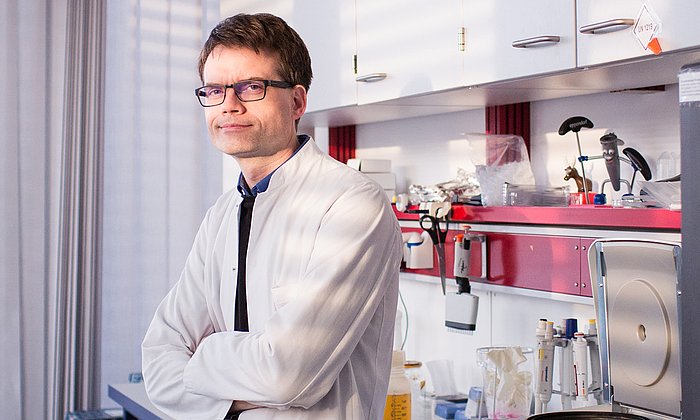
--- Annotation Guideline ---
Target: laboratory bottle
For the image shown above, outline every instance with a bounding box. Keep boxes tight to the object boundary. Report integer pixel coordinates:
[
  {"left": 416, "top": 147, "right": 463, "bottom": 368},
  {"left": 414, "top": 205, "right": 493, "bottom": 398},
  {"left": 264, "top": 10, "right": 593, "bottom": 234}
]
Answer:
[
  {"left": 404, "top": 360, "right": 429, "bottom": 420},
  {"left": 384, "top": 350, "right": 411, "bottom": 419}
]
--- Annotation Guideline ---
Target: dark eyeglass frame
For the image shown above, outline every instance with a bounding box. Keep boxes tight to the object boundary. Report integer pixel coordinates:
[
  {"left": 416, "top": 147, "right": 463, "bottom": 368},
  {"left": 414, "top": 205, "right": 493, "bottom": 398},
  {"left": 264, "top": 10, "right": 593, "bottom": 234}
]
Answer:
[{"left": 194, "top": 80, "right": 295, "bottom": 107}]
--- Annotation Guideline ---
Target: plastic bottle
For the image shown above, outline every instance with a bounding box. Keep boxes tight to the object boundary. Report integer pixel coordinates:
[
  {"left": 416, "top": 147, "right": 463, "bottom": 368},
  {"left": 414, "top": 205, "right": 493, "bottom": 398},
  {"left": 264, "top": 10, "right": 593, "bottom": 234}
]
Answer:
[
  {"left": 405, "top": 360, "right": 429, "bottom": 419},
  {"left": 656, "top": 151, "right": 679, "bottom": 180},
  {"left": 384, "top": 350, "right": 411, "bottom": 419}
]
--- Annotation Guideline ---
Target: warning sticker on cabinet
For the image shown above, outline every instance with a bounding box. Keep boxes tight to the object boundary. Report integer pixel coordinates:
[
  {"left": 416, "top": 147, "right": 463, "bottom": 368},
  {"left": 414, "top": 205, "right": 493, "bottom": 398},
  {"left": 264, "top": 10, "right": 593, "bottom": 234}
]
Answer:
[{"left": 633, "top": 3, "right": 662, "bottom": 54}]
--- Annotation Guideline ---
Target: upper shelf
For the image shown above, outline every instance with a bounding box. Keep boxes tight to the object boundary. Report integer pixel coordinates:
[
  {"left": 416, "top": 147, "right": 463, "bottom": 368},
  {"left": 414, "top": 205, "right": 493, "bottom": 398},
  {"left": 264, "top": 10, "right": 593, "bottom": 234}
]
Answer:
[{"left": 394, "top": 204, "right": 681, "bottom": 231}]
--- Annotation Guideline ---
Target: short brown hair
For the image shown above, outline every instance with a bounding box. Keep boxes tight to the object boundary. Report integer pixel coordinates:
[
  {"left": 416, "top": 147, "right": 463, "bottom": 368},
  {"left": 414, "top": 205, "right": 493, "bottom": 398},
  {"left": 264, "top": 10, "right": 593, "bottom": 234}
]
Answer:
[{"left": 198, "top": 13, "right": 312, "bottom": 93}]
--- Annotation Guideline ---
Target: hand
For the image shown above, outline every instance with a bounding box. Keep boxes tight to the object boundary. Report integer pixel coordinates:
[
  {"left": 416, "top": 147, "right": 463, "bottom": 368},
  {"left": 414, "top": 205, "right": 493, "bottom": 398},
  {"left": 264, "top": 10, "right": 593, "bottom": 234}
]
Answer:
[{"left": 227, "top": 400, "right": 261, "bottom": 416}]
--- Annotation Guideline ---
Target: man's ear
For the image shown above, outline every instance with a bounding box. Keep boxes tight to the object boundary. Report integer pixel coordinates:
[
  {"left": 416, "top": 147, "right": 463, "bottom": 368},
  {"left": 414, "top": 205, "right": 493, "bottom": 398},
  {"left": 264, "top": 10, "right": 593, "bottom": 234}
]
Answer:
[{"left": 291, "top": 85, "right": 307, "bottom": 120}]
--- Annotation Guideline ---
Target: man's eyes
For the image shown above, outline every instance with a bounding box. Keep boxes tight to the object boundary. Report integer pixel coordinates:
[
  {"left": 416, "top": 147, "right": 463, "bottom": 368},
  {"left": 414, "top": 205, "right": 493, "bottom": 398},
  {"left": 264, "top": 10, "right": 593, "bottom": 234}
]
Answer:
[
  {"left": 238, "top": 81, "right": 264, "bottom": 92},
  {"left": 205, "top": 86, "right": 225, "bottom": 96}
]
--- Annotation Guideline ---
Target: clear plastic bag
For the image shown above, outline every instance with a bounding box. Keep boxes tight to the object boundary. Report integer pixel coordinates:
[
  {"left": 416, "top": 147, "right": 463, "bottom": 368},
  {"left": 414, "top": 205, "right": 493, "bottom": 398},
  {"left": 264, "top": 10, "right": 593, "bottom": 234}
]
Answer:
[
  {"left": 640, "top": 180, "right": 681, "bottom": 210},
  {"left": 467, "top": 134, "right": 535, "bottom": 206}
]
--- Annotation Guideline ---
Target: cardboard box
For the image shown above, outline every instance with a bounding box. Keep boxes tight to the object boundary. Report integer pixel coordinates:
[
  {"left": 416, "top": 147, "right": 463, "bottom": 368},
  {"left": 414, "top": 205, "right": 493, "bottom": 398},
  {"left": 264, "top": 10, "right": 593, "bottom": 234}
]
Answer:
[
  {"left": 363, "top": 172, "right": 396, "bottom": 190},
  {"left": 347, "top": 158, "right": 391, "bottom": 173}
]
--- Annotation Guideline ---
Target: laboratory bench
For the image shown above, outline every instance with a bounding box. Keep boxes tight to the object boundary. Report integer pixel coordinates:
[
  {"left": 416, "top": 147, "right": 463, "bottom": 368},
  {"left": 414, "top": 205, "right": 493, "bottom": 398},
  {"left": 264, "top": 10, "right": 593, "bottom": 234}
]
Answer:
[
  {"left": 395, "top": 203, "right": 681, "bottom": 231},
  {"left": 396, "top": 204, "right": 681, "bottom": 297}
]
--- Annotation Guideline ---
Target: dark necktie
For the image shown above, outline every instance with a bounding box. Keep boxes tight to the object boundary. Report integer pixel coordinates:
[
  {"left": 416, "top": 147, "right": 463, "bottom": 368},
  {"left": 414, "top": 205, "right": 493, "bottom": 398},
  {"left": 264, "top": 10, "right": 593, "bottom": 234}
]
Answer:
[{"left": 235, "top": 195, "right": 255, "bottom": 332}]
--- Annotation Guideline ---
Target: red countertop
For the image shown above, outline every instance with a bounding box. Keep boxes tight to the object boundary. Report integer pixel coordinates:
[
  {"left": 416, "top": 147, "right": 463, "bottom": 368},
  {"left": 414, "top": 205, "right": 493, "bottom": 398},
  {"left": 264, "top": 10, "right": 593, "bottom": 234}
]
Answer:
[{"left": 394, "top": 204, "right": 681, "bottom": 231}]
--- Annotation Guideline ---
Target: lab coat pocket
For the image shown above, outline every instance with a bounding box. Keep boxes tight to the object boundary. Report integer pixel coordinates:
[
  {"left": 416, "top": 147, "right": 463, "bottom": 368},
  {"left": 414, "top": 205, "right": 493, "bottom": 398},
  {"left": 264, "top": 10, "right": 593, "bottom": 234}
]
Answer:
[{"left": 270, "top": 284, "right": 298, "bottom": 311}]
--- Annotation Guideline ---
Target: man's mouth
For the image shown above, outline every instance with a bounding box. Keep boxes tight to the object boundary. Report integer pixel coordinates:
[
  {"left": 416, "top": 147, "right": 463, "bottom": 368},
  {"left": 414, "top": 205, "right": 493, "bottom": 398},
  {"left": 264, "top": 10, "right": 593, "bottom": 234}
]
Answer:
[{"left": 218, "top": 122, "right": 251, "bottom": 130}]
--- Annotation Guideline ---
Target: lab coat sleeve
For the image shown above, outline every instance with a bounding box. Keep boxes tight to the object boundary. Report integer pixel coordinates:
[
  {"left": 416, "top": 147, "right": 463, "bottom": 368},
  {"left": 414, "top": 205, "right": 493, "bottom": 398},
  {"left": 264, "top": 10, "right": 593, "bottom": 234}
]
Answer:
[
  {"left": 141, "top": 208, "right": 234, "bottom": 420},
  {"left": 182, "top": 182, "right": 402, "bottom": 409}
]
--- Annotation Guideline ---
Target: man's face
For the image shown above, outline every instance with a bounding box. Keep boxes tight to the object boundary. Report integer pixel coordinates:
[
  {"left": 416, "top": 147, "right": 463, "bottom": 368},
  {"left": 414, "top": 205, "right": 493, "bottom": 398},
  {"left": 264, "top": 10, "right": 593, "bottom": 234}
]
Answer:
[{"left": 202, "top": 45, "right": 306, "bottom": 159}]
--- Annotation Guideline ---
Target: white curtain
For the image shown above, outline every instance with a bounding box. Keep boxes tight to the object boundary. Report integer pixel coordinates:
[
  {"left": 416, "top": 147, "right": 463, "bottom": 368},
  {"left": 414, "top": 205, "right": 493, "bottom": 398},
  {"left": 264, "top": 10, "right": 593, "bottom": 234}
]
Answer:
[
  {"left": 100, "top": 0, "right": 222, "bottom": 407},
  {"left": 51, "top": 0, "right": 106, "bottom": 417},
  {"left": 1, "top": 0, "right": 67, "bottom": 418},
  {"left": 1, "top": 0, "right": 221, "bottom": 416}
]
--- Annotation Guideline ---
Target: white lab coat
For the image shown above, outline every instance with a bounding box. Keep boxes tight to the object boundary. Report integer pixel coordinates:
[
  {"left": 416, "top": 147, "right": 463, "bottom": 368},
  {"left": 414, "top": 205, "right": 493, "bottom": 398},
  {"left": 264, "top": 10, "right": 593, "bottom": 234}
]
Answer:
[{"left": 142, "top": 139, "right": 402, "bottom": 420}]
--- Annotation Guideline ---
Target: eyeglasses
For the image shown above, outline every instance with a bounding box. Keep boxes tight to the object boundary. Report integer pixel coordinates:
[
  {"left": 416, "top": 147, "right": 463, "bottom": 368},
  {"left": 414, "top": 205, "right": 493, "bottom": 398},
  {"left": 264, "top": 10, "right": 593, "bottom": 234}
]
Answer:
[{"left": 194, "top": 80, "right": 295, "bottom": 107}]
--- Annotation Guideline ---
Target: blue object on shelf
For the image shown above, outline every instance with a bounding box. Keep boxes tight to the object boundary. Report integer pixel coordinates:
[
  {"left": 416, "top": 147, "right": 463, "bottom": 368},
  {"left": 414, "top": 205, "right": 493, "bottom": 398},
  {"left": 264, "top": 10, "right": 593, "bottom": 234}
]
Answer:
[
  {"left": 454, "top": 408, "right": 469, "bottom": 420},
  {"left": 466, "top": 386, "right": 488, "bottom": 419},
  {"left": 435, "top": 400, "right": 467, "bottom": 419},
  {"left": 128, "top": 372, "right": 143, "bottom": 383}
]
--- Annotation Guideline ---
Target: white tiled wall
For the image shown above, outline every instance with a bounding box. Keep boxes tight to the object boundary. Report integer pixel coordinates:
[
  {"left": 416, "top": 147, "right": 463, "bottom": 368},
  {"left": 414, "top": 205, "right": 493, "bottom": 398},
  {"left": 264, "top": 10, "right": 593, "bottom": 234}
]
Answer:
[
  {"left": 396, "top": 275, "right": 595, "bottom": 405},
  {"left": 356, "top": 84, "right": 681, "bottom": 200}
]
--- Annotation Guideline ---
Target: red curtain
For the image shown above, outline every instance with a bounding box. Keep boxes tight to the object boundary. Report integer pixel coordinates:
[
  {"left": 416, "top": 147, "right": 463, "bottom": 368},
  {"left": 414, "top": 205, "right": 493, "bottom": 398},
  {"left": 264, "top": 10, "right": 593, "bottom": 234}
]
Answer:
[
  {"left": 485, "top": 102, "right": 531, "bottom": 165},
  {"left": 325, "top": 105, "right": 530, "bottom": 165},
  {"left": 328, "top": 125, "right": 356, "bottom": 163}
]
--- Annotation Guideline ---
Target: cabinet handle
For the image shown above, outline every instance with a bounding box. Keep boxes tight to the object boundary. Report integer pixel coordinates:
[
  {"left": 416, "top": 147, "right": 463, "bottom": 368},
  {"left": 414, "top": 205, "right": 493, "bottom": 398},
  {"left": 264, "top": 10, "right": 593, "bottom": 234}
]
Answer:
[
  {"left": 355, "top": 72, "right": 387, "bottom": 83},
  {"left": 512, "top": 35, "right": 561, "bottom": 48},
  {"left": 579, "top": 18, "right": 635, "bottom": 35},
  {"left": 574, "top": 282, "right": 579, "bottom": 287}
]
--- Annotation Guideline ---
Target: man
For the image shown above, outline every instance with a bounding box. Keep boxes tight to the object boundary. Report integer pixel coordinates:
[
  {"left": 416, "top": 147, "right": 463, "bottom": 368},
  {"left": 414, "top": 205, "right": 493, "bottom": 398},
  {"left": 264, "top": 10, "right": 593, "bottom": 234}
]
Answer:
[{"left": 142, "top": 13, "right": 402, "bottom": 419}]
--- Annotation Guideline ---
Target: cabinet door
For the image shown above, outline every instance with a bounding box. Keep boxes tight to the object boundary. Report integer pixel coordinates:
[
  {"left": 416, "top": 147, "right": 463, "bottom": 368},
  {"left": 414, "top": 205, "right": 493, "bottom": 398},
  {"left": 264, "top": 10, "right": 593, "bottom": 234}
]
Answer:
[
  {"left": 577, "top": 0, "right": 700, "bottom": 67},
  {"left": 462, "top": 0, "right": 576, "bottom": 86},
  {"left": 293, "top": 0, "right": 357, "bottom": 112},
  {"left": 221, "top": 0, "right": 357, "bottom": 113},
  {"left": 355, "top": 0, "right": 464, "bottom": 104},
  {"left": 488, "top": 233, "right": 583, "bottom": 295}
]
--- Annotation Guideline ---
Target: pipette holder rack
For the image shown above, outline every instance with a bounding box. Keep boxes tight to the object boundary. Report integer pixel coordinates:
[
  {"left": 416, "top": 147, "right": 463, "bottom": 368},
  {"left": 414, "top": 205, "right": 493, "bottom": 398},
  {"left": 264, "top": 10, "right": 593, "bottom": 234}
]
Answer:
[{"left": 550, "top": 334, "right": 604, "bottom": 407}]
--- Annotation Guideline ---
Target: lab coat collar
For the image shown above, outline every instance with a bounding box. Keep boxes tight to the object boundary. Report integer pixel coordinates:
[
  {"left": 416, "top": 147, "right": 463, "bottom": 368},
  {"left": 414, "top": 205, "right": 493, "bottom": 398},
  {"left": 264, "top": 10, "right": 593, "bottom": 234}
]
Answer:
[
  {"left": 259, "top": 135, "right": 319, "bottom": 195},
  {"left": 236, "top": 134, "right": 312, "bottom": 197}
]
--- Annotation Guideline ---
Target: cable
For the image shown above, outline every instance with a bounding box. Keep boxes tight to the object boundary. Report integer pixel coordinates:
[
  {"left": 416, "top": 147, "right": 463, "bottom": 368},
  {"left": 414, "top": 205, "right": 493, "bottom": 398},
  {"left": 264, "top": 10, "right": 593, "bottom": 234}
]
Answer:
[{"left": 399, "top": 289, "right": 409, "bottom": 350}]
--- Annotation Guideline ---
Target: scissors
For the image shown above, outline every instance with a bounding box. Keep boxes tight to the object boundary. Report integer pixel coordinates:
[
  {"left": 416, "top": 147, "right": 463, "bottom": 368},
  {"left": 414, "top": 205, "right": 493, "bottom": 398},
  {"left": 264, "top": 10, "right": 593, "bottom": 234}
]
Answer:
[{"left": 419, "top": 214, "right": 448, "bottom": 295}]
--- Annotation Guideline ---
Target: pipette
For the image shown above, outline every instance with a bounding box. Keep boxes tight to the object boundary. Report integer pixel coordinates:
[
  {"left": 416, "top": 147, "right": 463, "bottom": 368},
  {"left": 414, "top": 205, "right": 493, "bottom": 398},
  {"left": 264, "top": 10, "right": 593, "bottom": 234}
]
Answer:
[
  {"left": 534, "top": 319, "right": 555, "bottom": 414},
  {"left": 573, "top": 332, "right": 588, "bottom": 400}
]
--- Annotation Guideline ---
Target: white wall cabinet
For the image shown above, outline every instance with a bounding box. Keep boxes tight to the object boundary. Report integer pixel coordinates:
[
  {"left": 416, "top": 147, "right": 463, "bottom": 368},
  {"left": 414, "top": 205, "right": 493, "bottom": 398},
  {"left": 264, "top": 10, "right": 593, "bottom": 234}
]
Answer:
[
  {"left": 292, "top": 0, "right": 357, "bottom": 113},
  {"left": 462, "top": 0, "right": 576, "bottom": 86},
  {"left": 354, "top": 0, "right": 464, "bottom": 104},
  {"left": 577, "top": 0, "right": 700, "bottom": 67},
  {"left": 224, "top": 0, "right": 700, "bottom": 121},
  {"left": 354, "top": 0, "right": 576, "bottom": 105},
  {"left": 221, "top": 0, "right": 357, "bottom": 113}
]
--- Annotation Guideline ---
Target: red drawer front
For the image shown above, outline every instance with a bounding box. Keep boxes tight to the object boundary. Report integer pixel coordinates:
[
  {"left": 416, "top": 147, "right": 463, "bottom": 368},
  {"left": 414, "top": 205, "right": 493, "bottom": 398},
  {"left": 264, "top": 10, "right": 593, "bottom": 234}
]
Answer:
[
  {"left": 401, "top": 228, "right": 590, "bottom": 296},
  {"left": 487, "top": 233, "right": 583, "bottom": 295}
]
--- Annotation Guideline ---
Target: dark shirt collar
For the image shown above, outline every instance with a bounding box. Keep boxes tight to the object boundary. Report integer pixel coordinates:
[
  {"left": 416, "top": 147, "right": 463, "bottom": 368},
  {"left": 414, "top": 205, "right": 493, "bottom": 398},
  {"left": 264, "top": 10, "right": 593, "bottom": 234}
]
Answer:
[{"left": 237, "top": 134, "right": 310, "bottom": 197}]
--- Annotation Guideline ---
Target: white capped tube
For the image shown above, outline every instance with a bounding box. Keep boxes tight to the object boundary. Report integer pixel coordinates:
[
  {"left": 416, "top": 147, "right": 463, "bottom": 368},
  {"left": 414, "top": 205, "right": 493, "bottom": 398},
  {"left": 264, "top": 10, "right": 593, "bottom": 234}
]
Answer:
[
  {"left": 573, "top": 332, "right": 588, "bottom": 400},
  {"left": 534, "top": 320, "right": 555, "bottom": 413}
]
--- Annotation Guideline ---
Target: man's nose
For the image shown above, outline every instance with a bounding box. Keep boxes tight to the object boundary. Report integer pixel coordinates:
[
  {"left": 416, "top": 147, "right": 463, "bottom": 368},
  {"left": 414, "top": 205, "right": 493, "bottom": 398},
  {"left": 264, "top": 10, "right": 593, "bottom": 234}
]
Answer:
[{"left": 221, "top": 87, "right": 244, "bottom": 113}]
